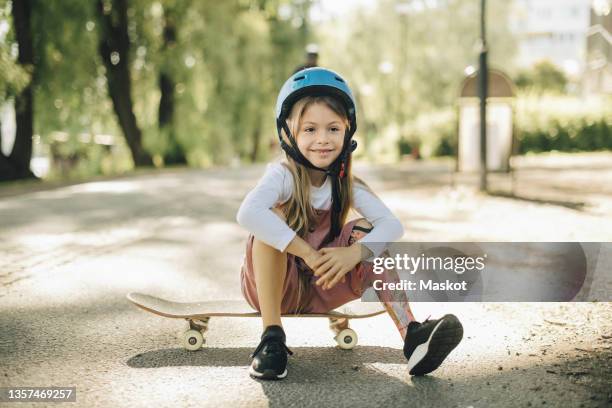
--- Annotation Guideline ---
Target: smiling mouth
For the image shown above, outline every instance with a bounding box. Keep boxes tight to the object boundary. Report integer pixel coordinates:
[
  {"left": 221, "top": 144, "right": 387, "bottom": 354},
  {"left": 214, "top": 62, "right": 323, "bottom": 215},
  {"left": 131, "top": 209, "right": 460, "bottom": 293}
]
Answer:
[{"left": 310, "top": 149, "right": 334, "bottom": 153}]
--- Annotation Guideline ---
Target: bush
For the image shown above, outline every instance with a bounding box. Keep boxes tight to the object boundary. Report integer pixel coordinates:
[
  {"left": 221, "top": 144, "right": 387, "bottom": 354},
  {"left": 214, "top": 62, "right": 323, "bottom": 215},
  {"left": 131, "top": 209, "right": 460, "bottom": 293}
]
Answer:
[
  {"left": 515, "top": 61, "right": 568, "bottom": 94},
  {"left": 402, "top": 108, "right": 457, "bottom": 158},
  {"left": 517, "top": 118, "right": 612, "bottom": 154},
  {"left": 434, "top": 134, "right": 456, "bottom": 156},
  {"left": 395, "top": 95, "right": 610, "bottom": 159},
  {"left": 516, "top": 94, "right": 612, "bottom": 154},
  {"left": 397, "top": 138, "right": 413, "bottom": 156}
]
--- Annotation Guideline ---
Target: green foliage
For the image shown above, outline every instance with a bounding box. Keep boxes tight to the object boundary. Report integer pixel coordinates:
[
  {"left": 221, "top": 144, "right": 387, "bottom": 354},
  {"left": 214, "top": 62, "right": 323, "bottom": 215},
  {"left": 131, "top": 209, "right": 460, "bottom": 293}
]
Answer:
[
  {"left": 30, "top": 0, "right": 119, "bottom": 145},
  {"left": 3, "top": 0, "right": 540, "bottom": 177},
  {"left": 0, "top": 0, "right": 30, "bottom": 102},
  {"left": 2, "top": 0, "right": 311, "bottom": 178},
  {"left": 47, "top": 138, "right": 132, "bottom": 179},
  {"left": 518, "top": 118, "right": 612, "bottom": 154},
  {"left": 434, "top": 133, "right": 456, "bottom": 156},
  {"left": 515, "top": 61, "right": 568, "bottom": 94},
  {"left": 397, "top": 138, "right": 412, "bottom": 155},
  {"left": 395, "top": 108, "right": 457, "bottom": 158},
  {"left": 516, "top": 94, "right": 612, "bottom": 153},
  {"left": 320, "top": 0, "right": 517, "bottom": 147},
  {"left": 124, "top": 0, "right": 310, "bottom": 166},
  {"left": 395, "top": 94, "right": 611, "bottom": 158}
]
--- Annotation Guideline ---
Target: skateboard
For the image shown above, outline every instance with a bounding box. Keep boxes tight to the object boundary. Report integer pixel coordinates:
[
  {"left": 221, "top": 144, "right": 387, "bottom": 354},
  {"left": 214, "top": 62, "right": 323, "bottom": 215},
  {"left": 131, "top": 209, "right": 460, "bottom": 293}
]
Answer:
[{"left": 127, "top": 292, "right": 386, "bottom": 351}]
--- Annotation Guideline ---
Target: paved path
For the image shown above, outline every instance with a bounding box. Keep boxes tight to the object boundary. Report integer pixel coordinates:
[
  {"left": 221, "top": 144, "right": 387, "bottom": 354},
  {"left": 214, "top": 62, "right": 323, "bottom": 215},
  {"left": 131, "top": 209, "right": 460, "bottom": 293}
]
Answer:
[{"left": 1, "top": 154, "right": 611, "bottom": 407}]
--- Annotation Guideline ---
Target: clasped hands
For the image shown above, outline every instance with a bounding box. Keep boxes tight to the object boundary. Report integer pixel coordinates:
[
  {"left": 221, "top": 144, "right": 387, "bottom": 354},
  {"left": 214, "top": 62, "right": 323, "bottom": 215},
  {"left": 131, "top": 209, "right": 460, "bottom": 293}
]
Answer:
[{"left": 302, "top": 244, "right": 370, "bottom": 290}]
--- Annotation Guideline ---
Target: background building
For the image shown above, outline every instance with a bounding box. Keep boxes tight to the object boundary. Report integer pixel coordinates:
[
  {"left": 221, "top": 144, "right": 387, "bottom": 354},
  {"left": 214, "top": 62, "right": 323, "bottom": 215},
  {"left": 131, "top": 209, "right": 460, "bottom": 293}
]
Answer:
[
  {"left": 510, "top": 0, "right": 592, "bottom": 79},
  {"left": 585, "top": 0, "right": 612, "bottom": 94}
]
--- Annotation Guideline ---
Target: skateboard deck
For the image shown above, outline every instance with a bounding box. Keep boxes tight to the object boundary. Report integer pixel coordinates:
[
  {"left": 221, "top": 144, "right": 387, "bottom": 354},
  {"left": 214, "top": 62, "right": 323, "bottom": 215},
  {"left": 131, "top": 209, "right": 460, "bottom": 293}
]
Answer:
[
  {"left": 127, "top": 292, "right": 386, "bottom": 350},
  {"left": 127, "top": 292, "right": 385, "bottom": 319}
]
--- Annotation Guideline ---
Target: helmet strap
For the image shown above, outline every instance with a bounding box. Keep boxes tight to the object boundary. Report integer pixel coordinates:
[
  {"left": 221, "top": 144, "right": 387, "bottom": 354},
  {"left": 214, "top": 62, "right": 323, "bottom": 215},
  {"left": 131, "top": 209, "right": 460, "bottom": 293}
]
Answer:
[
  {"left": 277, "top": 118, "right": 323, "bottom": 172},
  {"left": 277, "top": 117, "right": 358, "bottom": 244}
]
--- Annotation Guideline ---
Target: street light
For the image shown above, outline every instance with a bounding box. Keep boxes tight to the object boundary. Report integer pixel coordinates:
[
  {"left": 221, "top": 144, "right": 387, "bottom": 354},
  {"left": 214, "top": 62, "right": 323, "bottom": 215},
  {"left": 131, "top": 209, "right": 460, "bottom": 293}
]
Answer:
[
  {"left": 478, "top": 0, "right": 488, "bottom": 192},
  {"left": 395, "top": 1, "right": 412, "bottom": 142}
]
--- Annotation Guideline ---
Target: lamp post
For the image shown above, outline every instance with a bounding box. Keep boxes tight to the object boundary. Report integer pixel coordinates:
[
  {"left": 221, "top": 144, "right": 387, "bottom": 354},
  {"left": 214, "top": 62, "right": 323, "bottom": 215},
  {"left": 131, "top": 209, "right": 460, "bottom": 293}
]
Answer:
[
  {"left": 478, "top": 0, "right": 488, "bottom": 192},
  {"left": 396, "top": 1, "right": 411, "bottom": 142}
]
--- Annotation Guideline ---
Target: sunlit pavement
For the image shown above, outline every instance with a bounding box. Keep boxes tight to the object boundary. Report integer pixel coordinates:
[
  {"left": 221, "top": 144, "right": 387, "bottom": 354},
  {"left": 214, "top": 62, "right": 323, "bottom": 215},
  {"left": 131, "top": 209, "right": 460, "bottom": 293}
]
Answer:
[{"left": 1, "top": 155, "right": 611, "bottom": 407}]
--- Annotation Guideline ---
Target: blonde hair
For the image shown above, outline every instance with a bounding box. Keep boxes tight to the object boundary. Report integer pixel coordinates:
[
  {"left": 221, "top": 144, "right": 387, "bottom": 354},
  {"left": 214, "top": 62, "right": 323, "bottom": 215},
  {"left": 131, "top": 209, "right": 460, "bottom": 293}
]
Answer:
[{"left": 277, "top": 95, "right": 372, "bottom": 313}]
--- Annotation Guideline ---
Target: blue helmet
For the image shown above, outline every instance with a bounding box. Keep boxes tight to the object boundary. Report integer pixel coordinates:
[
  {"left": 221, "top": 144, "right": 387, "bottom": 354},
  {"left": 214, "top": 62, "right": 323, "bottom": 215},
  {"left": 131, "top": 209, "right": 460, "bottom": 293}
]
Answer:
[
  {"left": 276, "top": 67, "right": 357, "bottom": 134},
  {"left": 275, "top": 67, "right": 358, "bottom": 178}
]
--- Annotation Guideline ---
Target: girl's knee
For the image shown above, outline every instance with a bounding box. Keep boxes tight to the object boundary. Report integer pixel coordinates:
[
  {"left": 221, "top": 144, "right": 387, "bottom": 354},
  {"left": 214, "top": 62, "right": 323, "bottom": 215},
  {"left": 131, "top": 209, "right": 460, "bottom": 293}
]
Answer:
[
  {"left": 354, "top": 219, "right": 373, "bottom": 230},
  {"left": 349, "top": 218, "right": 373, "bottom": 245}
]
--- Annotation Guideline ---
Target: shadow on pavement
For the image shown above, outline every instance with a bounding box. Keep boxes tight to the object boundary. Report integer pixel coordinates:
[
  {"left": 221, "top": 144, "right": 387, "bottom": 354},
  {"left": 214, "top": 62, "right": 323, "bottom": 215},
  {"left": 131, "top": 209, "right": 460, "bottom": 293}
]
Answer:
[
  {"left": 127, "top": 345, "right": 403, "bottom": 369},
  {"left": 126, "top": 345, "right": 612, "bottom": 407},
  {"left": 488, "top": 190, "right": 587, "bottom": 211}
]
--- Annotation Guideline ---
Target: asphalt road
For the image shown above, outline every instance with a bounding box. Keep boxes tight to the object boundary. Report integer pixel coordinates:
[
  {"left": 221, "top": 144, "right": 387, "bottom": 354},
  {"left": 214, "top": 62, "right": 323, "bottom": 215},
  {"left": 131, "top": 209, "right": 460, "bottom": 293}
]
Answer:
[{"left": 1, "top": 155, "right": 611, "bottom": 407}]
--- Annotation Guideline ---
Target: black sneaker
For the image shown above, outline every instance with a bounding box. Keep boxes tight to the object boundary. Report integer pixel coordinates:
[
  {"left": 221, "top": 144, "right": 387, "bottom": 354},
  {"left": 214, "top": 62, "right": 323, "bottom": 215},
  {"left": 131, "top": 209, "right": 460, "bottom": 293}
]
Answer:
[
  {"left": 249, "top": 325, "right": 293, "bottom": 380},
  {"left": 403, "top": 314, "right": 463, "bottom": 376}
]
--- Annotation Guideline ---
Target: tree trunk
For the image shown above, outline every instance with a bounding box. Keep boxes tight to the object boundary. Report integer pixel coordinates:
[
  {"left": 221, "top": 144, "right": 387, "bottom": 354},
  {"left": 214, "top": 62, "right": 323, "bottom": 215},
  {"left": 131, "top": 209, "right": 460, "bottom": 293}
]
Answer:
[
  {"left": 96, "top": 0, "right": 153, "bottom": 167},
  {"left": 0, "top": 119, "right": 19, "bottom": 181},
  {"left": 4, "top": 0, "right": 36, "bottom": 181},
  {"left": 250, "top": 126, "right": 261, "bottom": 163},
  {"left": 159, "top": 9, "right": 186, "bottom": 165}
]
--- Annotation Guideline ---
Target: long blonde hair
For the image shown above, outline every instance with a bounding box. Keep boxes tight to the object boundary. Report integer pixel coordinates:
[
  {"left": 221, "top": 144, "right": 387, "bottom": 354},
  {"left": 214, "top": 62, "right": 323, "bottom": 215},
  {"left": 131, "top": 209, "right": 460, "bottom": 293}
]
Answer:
[{"left": 277, "top": 95, "right": 371, "bottom": 313}]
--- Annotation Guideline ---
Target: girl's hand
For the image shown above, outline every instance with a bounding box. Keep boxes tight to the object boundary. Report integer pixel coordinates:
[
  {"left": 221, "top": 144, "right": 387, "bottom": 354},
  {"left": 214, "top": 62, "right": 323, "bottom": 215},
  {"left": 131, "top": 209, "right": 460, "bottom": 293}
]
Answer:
[
  {"left": 302, "top": 249, "right": 324, "bottom": 273},
  {"left": 312, "top": 245, "right": 362, "bottom": 290}
]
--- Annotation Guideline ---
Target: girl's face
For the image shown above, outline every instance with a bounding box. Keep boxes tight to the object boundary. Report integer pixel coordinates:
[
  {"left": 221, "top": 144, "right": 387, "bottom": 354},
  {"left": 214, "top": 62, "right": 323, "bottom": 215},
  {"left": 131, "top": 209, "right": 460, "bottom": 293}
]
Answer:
[{"left": 293, "top": 102, "right": 346, "bottom": 169}]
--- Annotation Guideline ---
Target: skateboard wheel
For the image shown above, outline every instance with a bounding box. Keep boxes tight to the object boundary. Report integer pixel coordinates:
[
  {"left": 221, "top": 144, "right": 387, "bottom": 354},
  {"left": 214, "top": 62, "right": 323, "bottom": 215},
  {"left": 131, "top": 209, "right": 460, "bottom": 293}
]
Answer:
[
  {"left": 335, "top": 328, "right": 357, "bottom": 350},
  {"left": 183, "top": 329, "right": 204, "bottom": 351}
]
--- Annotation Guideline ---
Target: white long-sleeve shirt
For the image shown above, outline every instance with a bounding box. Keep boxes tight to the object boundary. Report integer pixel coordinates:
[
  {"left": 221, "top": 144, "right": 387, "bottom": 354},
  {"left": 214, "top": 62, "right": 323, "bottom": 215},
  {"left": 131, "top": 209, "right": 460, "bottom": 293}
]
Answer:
[{"left": 236, "top": 162, "right": 404, "bottom": 257}]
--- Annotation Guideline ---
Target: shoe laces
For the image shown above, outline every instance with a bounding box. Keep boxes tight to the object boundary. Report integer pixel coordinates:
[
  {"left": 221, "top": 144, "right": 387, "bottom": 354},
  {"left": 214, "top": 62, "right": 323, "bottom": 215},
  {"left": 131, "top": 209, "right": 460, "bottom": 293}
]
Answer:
[
  {"left": 406, "top": 315, "right": 436, "bottom": 339},
  {"left": 250, "top": 337, "right": 294, "bottom": 359}
]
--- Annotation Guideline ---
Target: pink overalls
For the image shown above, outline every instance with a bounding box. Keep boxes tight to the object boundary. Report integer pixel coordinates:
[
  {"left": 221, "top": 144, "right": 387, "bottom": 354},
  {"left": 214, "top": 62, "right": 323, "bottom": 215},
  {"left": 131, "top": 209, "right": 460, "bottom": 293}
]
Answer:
[{"left": 240, "top": 208, "right": 416, "bottom": 339}]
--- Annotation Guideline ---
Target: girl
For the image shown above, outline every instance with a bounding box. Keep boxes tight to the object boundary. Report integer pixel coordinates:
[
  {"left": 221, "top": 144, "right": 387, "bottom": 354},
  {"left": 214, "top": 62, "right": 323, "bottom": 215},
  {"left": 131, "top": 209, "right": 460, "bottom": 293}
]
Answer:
[{"left": 236, "top": 67, "right": 463, "bottom": 380}]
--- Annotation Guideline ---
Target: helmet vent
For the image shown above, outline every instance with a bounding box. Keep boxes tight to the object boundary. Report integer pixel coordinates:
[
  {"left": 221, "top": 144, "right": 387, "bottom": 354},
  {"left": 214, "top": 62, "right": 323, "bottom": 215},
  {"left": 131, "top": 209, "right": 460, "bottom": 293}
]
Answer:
[
  {"left": 334, "top": 76, "right": 345, "bottom": 83},
  {"left": 293, "top": 75, "right": 305, "bottom": 81}
]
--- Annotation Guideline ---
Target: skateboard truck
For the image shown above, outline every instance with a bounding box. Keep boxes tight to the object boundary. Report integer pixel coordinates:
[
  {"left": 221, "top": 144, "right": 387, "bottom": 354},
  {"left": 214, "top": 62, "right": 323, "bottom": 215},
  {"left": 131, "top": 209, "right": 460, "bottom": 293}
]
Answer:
[{"left": 183, "top": 317, "right": 210, "bottom": 351}]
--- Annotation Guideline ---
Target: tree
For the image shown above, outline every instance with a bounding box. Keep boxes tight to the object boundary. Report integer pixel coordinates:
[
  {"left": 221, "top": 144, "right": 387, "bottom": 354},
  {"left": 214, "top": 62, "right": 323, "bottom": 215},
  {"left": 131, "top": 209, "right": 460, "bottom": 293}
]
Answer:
[
  {"left": 515, "top": 60, "right": 568, "bottom": 94},
  {"left": 0, "top": 0, "right": 36, "bottom": 181},
  {"left": 2, "top": 0, "right": 314, "bottom": 179},
  {"left": 96, "top": 0, "right": 153, "bottom": 167},
  {"left": 160, "top": 0, "right": 311, "bottom": 166},
  {"left": 320, "top": 0, "right": 517, "bottom": 149},
  {"left": 157, "top": 3, "right": 186, "bottom": 165}
]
